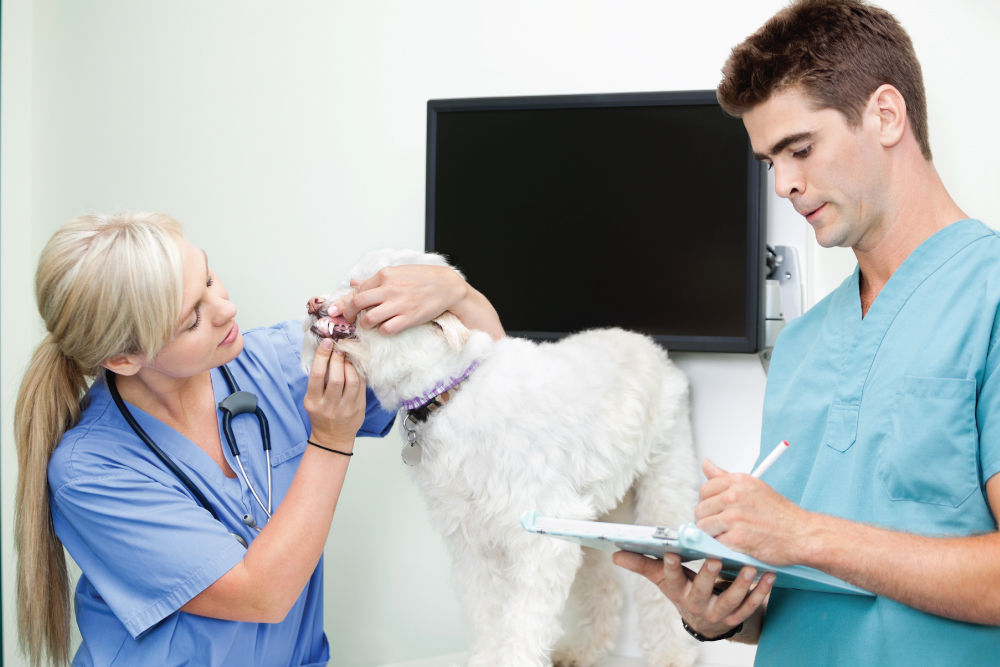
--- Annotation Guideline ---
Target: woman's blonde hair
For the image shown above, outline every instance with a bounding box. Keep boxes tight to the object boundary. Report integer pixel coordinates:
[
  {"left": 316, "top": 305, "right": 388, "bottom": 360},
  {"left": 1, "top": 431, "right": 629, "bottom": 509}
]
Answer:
[{"left": 15, "top": 212, "right": 186, "bottom": 666}]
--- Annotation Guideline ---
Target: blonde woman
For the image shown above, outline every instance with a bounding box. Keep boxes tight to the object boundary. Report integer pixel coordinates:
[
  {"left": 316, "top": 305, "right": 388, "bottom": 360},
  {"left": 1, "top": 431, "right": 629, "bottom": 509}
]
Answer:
[{"left": 15, "top": 212, "right": 502, "bottom": 666}]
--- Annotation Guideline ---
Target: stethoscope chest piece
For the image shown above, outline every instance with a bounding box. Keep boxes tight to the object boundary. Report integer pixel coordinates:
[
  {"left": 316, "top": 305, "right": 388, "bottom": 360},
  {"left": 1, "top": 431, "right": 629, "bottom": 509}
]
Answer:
[{"left": 217, "top": 378, "right": 273, "bottom": 519}]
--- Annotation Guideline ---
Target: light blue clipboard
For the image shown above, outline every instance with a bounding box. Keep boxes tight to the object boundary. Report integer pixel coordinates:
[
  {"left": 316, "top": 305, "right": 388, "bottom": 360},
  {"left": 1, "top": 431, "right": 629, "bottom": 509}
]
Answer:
[{"left": 521, "top": 510, "right": 872, "bottom": 596}]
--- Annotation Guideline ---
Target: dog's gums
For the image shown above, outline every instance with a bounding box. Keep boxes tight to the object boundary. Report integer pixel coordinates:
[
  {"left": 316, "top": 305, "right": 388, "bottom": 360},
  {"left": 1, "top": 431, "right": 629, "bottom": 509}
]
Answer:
[{"left": 306, "top": 296, "right": 356, "bottom": 341}]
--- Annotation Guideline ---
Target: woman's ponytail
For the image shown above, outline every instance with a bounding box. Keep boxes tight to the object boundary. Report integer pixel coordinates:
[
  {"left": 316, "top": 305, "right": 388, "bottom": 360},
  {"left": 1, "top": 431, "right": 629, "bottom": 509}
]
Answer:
[
  {"left": 14, "top": 212, "right": 185, "bottom": 666},
  {"left": 14, "top": 337, "right": 88, "bottom": 666}
]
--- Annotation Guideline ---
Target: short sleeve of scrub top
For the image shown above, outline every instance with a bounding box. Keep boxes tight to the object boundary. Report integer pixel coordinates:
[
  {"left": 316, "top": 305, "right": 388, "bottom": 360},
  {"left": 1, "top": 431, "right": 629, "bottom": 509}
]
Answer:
[{"left": 49, "top": 319, "right": 395, "bottom": 651}]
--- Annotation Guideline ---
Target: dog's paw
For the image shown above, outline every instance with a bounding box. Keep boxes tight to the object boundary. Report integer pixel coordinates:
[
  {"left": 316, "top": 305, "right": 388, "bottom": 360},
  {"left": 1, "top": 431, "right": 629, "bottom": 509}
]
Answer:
[{"left": 551, "top": 658, "right": 581, "bottom": 667}]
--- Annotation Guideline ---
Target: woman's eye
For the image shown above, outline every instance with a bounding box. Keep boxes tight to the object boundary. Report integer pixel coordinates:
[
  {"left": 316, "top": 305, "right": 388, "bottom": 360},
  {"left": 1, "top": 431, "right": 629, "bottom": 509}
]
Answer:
[{"left": 188, "top": 309, "right": 202, "bottom": 331}]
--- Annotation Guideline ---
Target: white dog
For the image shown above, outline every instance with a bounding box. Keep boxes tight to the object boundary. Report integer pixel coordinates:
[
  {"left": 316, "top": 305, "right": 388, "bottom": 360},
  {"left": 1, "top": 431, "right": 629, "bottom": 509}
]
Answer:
[{"left": 303, "top": 249, "right": 700, "bottom": 667}]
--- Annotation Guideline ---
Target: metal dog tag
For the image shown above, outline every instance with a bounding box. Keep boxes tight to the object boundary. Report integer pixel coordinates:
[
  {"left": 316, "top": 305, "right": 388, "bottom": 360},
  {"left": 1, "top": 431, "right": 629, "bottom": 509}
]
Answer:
[
  {"left": 401, "top": 413, "right": 422, "bottom": 466},
  {"left": 401, "top": 442, "right": 423, "bottom": 466}
]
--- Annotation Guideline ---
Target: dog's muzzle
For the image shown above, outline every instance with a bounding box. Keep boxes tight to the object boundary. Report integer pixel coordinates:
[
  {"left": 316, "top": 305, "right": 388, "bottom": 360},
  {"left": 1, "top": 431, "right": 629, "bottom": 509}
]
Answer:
[{"left": 307, "top": 297, "right": 357, "bottom": 341}]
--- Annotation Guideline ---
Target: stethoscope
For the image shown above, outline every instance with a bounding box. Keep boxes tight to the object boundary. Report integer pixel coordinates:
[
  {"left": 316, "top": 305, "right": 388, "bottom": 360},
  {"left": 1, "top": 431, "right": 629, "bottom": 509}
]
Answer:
[{"left": 106, "top": 365, "right": 272, "bottom": 546}]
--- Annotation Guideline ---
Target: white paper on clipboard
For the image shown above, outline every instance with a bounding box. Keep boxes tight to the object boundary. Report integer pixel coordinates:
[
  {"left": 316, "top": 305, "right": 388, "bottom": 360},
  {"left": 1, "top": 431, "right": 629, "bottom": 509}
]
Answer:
[{"left": 520, "top": 510, "right": 872, "bottom": 597}]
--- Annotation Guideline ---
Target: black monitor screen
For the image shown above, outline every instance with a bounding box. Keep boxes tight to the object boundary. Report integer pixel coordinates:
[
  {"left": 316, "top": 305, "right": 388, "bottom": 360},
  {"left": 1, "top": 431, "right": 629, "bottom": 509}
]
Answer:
[{"left": 426, "top": 90, "right": 765, "bottom": 352}]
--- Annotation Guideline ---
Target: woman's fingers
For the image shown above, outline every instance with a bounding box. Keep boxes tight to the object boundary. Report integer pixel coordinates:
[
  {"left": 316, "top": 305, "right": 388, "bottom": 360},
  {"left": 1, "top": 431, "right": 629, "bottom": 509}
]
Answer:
[
  {"left": 304, "top": 339, "right": 365, "bottom": 443},
  {"left": 307, "top": 339, "right": 334, "bottom": 392}
]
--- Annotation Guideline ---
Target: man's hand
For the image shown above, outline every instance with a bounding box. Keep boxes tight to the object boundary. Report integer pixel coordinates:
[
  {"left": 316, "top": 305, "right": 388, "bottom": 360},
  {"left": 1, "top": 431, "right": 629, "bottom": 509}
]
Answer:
[
  {"left": 613, "top": 550, "right": 774, "bottom": 641},
  {"left": 694, "top": 459, "right": 810, "bottom": 566}
]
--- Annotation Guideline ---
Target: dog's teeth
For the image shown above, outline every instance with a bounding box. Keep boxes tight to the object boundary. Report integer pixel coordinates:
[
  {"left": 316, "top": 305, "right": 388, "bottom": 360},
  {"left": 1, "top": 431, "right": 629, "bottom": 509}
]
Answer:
[{"left": 327, "top": 321, "right": 335, "bottom": 335}]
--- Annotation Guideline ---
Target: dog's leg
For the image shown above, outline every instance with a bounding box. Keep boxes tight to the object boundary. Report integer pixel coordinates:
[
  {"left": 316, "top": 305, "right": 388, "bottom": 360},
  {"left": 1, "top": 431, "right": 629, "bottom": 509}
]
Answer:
[
  {"left": 631, "top": 399, "right": 701, "bottom": 667},
  {"left": 551, "top": 546, "right": 622, "bottom": 667},
  {"left": 468, "top": 531, "right": 584, "bottom": 667},
  {"left": 446, "top": 534, "right": 508, "bottom": 660}
]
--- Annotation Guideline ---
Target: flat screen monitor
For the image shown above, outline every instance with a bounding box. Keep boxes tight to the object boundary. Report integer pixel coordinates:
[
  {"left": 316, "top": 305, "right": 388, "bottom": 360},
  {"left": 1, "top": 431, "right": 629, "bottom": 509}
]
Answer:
[{"left": 426, "top": 90, "right": 765, "bottom": 353}]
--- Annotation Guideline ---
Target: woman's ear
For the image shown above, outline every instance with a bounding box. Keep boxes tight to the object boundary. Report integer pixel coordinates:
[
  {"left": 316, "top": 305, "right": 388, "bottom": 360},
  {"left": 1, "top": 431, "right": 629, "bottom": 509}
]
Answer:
[
  {"left": 101, "top": 354, "right": 142, "bottom": 376},
  {"left": 869, "top": 84, "right": 907, "bottom": 149}
]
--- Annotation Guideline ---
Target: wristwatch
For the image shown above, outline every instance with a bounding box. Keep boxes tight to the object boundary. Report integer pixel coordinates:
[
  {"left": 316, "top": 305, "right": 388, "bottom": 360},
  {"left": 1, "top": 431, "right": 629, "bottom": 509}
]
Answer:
[{"left": 681, "top": 617, "right": 744, "bottom": 642}]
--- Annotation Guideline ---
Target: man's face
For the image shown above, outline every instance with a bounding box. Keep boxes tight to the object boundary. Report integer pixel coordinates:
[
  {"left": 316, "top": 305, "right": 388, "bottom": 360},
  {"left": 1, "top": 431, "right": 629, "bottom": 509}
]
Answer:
[{"left": 743, "top": 86, "right": 888, "bottom": 250}]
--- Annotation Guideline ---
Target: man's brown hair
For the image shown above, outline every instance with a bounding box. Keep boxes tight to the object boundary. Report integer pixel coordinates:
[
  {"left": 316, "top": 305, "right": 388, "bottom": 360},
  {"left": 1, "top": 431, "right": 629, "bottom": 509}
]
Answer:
[{"left": 717, "top": 0, "right": 931, "bottom": 160}]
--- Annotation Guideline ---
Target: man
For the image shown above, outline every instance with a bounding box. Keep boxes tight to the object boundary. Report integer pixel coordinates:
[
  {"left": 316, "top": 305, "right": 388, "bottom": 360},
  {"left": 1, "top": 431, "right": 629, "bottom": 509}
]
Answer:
[{"left": 614, "top": 1, "right": 1000, "bottom": 664}]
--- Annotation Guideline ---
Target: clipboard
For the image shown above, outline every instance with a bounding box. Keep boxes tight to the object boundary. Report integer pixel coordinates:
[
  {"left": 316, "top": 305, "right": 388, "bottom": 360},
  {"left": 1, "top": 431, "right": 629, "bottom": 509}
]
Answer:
[{"left": 521, "top": 510, "right": 872, "bottom": 597}]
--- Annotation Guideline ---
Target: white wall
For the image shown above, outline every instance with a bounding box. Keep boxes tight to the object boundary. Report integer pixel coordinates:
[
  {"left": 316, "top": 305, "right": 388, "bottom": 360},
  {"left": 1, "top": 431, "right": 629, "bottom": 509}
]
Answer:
[{"left": 2, "top": 1, "right": 998, "bottom": 666}]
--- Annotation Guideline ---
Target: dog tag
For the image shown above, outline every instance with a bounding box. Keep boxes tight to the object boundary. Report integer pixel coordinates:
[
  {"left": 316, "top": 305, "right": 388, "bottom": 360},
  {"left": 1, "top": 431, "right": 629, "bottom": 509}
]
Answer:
[
  {"left": 401, "top": 442, "right": 422, "bottom": 465},
  {"left": 400, "top": 413, "right": 423, "bottom": 466}
]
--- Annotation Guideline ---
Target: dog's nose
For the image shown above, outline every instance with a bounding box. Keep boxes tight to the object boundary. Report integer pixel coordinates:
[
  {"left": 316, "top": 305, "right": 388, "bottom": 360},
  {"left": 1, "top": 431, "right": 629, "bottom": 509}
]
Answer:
[{"left": 306, "top": 296, "right": 327, "bottom": 316}]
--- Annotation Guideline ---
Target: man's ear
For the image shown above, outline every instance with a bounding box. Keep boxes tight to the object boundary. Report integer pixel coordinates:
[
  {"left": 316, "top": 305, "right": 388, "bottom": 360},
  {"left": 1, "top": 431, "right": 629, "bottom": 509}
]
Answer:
[
  {"left": 101, "top": 354, "right": 142, "bottom": 376},
  {"left": 869, "top": 84, "right": 907, "bottom": 149}
]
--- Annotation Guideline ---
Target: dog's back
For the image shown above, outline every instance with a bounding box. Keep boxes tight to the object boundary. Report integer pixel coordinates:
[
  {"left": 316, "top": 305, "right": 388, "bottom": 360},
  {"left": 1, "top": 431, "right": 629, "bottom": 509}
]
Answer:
[
  {"left": 396, "top": 326, "right": 699, "bottom": 666},
  {"left": 406, "top": 327, "right": 694, "bottom": 526}
]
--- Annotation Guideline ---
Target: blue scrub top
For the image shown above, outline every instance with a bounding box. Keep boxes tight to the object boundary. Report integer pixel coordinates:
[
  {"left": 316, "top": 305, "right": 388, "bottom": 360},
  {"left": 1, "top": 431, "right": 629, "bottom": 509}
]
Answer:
[
  {"left": 755, "top": 219, "right": 1000, "bottom": 666},
  {"left": 49, "top": 320, "right": 395, "bottom": 667}
]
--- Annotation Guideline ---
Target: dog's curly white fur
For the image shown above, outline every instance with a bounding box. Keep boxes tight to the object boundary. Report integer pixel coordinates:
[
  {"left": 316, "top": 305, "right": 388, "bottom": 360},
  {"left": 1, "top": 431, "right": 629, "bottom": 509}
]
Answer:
[{"left": 302, "top": 250, "right": 701, "bottom": 667}]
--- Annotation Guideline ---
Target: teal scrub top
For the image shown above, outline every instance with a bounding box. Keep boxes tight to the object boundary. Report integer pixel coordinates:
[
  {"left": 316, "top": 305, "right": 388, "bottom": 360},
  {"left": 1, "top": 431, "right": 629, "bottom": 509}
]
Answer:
[
  {"left": 755, "top": 219, "right": 1000, "bottom": 666},
  {"left": 49, "top": 320, "right": 395, "bottom": 666}
]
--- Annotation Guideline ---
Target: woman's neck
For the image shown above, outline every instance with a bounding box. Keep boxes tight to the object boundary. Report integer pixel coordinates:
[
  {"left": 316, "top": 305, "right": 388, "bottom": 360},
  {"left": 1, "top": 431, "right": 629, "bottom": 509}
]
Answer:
[{"left": 114, "top": 369, "right": 215, "bottom": 428}]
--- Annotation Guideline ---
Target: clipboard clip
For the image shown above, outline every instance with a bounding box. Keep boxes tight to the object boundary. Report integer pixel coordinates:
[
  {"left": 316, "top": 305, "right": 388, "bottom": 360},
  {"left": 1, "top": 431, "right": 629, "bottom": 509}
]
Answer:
[{"left": 653, "top": 526, "right": 678, "bottom": 541}]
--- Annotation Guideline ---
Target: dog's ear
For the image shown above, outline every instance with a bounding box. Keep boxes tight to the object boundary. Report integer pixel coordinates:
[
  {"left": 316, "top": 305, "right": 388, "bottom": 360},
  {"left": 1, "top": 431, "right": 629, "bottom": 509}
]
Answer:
[{"left": 430, "top": 312, "right": 471, "bottom": 352}]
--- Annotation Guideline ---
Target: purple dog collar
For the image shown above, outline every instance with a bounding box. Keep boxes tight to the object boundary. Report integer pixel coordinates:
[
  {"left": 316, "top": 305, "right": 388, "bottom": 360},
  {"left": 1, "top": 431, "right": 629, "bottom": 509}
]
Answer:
[{"left": 402, "top": 359, "right": 481, "bottom": 412}]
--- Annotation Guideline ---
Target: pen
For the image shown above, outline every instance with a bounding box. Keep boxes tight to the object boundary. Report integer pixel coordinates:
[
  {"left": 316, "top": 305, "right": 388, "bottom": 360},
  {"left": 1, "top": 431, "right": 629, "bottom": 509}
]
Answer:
[{"left": 750, "top": 440, "right": 789, "bottom": 478}]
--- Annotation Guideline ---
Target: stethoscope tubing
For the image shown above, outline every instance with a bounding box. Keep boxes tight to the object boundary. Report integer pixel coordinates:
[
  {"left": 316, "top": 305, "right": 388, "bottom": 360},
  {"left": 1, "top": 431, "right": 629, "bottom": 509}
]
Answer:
[{"left": 105, "top": 364, "right": 273, "bottom": 529}]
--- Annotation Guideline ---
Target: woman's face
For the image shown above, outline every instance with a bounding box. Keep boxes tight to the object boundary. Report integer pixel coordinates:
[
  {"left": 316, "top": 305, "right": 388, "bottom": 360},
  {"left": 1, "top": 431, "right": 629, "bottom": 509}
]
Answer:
[{"left": 144, "top": 238, "right": 243, "bottom": 380}]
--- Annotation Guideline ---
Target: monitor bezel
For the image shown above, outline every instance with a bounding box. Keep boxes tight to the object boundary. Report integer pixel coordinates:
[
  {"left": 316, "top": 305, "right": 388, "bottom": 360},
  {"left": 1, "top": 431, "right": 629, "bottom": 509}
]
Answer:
[{"left": 426, "top": 90, "right": 766, "bottom": 353}]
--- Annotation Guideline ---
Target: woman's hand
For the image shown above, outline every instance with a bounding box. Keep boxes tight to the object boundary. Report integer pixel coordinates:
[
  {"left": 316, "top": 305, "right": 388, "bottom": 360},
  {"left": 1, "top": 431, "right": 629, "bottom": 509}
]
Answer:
[
  {"left": 183, "top": 338, "right": 365, "bottom": 622},
  {"left": 332, "top": 264, "right": 504, "bottom": 340},
  {"left": 302, "top": 339, "right": 366, "bottom": 449}
]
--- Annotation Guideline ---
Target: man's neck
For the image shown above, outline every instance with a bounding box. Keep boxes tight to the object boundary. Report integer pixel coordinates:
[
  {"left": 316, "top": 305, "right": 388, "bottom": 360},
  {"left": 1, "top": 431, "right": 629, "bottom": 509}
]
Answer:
[{"left": 854, "top": 160, "right": 966, "bottom": 316}]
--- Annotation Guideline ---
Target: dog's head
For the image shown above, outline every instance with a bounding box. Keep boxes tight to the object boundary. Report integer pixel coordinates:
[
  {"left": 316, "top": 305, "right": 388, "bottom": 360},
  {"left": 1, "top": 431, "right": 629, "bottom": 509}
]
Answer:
[{"left": 301, "top": 249, "right": 492, "bottom": 411}]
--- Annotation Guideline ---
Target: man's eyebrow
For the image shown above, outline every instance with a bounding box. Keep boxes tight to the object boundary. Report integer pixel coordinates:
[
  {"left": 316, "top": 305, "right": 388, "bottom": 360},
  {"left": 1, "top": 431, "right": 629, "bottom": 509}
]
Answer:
[{"left": 753, "top": 131, "right": 814, "bottom": 161}]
